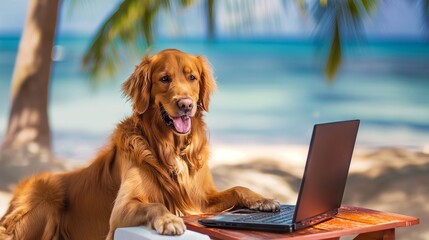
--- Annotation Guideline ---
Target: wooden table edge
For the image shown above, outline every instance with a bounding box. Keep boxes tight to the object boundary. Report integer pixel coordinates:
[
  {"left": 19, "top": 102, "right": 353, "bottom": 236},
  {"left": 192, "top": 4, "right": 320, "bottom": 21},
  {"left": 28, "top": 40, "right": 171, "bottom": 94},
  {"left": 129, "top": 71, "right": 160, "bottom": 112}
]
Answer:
[{"left": 183, "top": 205, "right": 420, "bottom": 240}]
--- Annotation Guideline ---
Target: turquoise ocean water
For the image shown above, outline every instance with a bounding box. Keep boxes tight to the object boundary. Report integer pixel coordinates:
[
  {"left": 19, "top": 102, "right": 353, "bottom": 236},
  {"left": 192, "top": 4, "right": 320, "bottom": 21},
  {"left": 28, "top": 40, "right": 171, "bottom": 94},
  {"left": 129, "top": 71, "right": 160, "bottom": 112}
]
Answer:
[{"left": 1, "top": 36, "right": 428, "bottom": 160}]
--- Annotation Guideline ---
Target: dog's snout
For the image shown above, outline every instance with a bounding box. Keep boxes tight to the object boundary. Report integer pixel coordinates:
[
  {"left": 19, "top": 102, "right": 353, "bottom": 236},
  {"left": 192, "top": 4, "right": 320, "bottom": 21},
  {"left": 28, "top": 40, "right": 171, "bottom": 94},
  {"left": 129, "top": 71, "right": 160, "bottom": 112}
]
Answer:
[{"left": 177, "top": 98, "right": 194, "bottom": 112}]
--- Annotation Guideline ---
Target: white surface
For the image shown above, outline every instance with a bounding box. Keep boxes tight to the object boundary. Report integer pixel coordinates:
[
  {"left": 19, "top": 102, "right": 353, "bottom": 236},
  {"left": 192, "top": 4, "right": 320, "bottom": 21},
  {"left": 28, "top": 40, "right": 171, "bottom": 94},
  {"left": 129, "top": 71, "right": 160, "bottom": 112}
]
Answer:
[
  {"left": 114, "top": 226, "right": 210, "bottom": 240},
  {"left": 0, "top": 191, "right": 12, "bottom": 216}
]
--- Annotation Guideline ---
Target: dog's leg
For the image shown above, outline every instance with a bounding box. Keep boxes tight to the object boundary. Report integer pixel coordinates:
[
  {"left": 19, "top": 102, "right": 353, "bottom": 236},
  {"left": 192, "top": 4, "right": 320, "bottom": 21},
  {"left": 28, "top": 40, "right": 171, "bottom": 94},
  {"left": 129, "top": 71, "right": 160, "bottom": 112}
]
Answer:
[
  {"left": 196, "top": 166, "right": 280, "bottom": 213},
  {"left": 0, "top": 226, "right": 13, "bottom": 240},
  {"left": 0, "top": 174, "right": 63, "bottom": 240},
  {"left": 106, "top": 202, "right": 185, "bottom": 240},
  {"left": 106, "top": 167, "right": 185, "bottom": 240},
  {"left": 204, "top": 186, "right": 280, "bottom": 213}
]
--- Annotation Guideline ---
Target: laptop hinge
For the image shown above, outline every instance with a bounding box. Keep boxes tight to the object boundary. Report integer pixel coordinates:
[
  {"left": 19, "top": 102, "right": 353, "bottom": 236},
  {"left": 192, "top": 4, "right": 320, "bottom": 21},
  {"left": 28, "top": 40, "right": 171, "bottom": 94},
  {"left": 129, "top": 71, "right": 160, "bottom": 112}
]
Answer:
[{"left": 293, "top": 209, "right": 338, "bottom": 230}]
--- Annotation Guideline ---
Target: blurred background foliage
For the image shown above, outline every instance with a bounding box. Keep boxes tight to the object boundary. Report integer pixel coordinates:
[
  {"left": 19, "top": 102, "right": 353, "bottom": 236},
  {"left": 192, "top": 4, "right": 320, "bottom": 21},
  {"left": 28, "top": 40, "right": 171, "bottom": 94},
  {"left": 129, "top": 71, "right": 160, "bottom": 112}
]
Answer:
[{"left": 82, "top": 0, "right": 386, "bottom": 81}]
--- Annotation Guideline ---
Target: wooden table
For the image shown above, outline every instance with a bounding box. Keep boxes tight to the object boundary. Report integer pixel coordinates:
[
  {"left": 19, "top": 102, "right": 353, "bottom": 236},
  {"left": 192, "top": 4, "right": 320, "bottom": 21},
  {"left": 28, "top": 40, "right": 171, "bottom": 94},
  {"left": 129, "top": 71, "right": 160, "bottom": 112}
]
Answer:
[{"left": 183, "top": 205, "right": 419, "bottom": 240}]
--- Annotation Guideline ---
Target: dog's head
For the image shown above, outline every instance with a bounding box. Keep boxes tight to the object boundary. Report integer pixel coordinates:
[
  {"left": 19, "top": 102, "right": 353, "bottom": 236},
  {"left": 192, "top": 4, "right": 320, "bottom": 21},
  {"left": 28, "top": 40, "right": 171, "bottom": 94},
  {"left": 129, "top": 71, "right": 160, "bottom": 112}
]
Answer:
[{"left": 123, "top": 49, "right": 216, "bottom": 135}]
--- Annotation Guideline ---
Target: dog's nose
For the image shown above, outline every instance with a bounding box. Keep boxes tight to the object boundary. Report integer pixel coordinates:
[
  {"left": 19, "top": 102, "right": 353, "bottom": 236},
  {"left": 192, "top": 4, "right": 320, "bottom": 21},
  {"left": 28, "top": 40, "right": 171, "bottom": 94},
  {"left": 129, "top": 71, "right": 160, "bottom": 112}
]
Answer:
[{"left": 177, "top": 98, "right": 194, "bottom": 112}]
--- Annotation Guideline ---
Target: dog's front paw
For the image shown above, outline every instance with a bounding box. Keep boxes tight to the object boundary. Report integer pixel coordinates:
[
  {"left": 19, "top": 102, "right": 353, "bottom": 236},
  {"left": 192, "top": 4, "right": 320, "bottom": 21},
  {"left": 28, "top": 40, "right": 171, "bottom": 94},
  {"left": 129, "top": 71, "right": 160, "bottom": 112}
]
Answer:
[
  {"left": 0, "top": 226, "right": 13, "bottom": 240},
  {"left": 247, "top": 198, "right": 281, "bottom": 212},
  {"left": 153, "top": 213, "right": 186, "bottom": 235}
]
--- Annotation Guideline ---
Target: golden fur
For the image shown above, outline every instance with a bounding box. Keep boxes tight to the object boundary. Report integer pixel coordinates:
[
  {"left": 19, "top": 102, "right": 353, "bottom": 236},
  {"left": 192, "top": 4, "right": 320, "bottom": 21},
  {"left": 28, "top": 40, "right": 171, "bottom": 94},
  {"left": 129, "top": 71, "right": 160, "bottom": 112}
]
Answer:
[{"left": 0, "top": 49, "right": 279, "bottom": 240}]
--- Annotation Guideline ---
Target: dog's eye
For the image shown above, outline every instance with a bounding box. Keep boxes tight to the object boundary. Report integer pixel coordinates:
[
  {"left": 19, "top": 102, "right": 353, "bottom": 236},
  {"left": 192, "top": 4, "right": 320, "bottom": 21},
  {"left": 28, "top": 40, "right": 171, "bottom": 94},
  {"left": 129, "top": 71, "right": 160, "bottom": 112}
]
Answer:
[
  {"left": 160, "top": 76, "right": 171, "bottom": 83},
  {"left": 190, "top": 74, "right": 196, "bottom": 81}
]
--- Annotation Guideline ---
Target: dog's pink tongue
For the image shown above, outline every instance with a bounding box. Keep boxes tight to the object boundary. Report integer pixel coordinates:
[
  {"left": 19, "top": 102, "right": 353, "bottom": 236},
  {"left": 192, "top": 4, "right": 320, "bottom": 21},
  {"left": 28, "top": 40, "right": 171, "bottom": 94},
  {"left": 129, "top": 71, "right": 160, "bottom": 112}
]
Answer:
[{"left": 172, "top": 116, "right": 191, "bottom": 133}]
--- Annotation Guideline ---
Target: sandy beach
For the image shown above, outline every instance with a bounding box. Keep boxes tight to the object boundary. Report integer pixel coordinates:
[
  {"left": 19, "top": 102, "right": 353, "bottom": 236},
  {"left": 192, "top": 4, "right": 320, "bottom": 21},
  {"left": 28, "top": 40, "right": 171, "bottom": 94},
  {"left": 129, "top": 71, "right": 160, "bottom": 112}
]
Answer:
[{"left": 0, "top": 144, "right": 427, "bottom": 239}]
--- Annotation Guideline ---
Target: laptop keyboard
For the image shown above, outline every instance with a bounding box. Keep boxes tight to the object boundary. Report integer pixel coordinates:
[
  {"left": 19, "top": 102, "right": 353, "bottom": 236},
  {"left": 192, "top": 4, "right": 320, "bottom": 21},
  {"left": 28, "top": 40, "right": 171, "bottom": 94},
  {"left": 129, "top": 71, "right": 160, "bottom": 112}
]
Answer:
[{"left": 232, "top": 205, "right": 295, "bottom": 224}]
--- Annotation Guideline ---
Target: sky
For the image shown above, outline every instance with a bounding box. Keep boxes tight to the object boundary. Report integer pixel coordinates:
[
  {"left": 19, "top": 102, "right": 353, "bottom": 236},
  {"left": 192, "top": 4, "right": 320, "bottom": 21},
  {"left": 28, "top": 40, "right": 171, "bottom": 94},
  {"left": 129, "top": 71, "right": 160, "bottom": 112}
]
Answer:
[{"left": 0, "top": 0, "right": 427, "bottom": 40}]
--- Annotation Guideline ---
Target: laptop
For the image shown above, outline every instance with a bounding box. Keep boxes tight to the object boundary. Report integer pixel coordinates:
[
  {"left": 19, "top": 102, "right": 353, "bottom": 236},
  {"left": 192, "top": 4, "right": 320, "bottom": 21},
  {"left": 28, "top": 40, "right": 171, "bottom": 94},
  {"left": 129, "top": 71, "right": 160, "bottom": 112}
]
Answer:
[{"left": 198, "top": 120, "right": 360, "bottom": 232}]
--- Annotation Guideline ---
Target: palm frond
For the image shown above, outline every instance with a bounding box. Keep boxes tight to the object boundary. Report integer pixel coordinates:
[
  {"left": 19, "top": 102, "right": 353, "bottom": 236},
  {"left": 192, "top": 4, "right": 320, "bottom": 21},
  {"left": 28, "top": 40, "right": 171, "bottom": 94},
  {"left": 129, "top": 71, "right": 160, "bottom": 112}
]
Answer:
[
  {"left": 423, "top": 0, "right": 429, "bottom": 37},
  {"left": 360, "top": 0, "right": 378, "bottom": 14},
  {"left": 179, "top": 0, "right": 195, "bottom": 7},
  {"left": 313, "top": 0, "right": 378, "bottom": 82},
  {"left": 82, "top": 0, "right": 193, "bottom": 80},
  {"left": 325, "top": 17, "right": 341, "bottom": 81},
  {"left": 295, "top": 0, "right": 307, "bottom": 16},
  {"left": 207, "top": 0, "right": 215, "bottom": 38}
]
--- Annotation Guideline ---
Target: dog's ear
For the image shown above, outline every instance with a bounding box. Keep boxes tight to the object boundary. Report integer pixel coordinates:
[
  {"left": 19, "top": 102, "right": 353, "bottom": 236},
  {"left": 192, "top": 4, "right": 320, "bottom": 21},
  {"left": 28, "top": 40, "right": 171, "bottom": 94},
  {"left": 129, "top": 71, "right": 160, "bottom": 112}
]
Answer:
[
  {"left": 196, "top": 56, "right": 216, "bottom": 112},
  {"left": 122, "top": 57, "right": 152, "bottom": 114}
]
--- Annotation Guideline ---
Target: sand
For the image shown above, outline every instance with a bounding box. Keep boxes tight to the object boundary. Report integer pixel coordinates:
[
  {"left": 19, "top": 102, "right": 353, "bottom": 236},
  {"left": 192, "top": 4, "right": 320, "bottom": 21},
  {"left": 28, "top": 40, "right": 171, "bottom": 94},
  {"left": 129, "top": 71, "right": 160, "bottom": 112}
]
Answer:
[{"left": 0, "top": 145, "right": 427, "bottom": 239}]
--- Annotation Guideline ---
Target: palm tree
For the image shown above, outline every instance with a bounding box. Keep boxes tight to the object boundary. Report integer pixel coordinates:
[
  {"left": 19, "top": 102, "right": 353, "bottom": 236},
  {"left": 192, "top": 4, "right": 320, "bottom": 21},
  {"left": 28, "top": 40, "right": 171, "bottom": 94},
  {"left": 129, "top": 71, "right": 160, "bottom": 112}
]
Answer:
[{"left": 0, "top": 0, "right": 65, "bottom": 184}]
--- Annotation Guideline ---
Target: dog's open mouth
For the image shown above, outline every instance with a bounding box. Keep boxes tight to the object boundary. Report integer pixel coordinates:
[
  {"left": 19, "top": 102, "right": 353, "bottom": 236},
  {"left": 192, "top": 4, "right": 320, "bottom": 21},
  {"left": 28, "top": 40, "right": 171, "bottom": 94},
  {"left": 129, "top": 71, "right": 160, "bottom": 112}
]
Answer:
[{"left": 160, "top": 105, "right": 191, "bottom": 134}]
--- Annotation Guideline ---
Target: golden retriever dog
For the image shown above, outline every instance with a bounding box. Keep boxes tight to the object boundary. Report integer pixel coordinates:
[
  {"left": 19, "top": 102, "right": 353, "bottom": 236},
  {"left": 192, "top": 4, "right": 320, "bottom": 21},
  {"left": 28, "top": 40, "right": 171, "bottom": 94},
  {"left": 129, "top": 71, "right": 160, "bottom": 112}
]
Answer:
[{"left": 0, "top": 49, "right": 279, "bottom": 240}]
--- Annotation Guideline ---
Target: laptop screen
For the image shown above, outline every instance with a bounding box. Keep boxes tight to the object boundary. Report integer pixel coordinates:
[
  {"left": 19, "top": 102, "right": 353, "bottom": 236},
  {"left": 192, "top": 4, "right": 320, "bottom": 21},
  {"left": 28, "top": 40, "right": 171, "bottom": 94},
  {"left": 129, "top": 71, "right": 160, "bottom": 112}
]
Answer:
[{"left": 293, "top": 120, "right": 359, "bottom": 223}]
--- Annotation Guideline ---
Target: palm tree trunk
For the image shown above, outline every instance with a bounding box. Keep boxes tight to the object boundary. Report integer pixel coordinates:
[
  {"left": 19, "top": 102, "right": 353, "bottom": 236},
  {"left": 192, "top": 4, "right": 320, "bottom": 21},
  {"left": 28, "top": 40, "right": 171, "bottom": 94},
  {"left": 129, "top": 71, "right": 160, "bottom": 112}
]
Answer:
[{"left": 1, "top": 0, "right": 60, "bottom": 167}]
